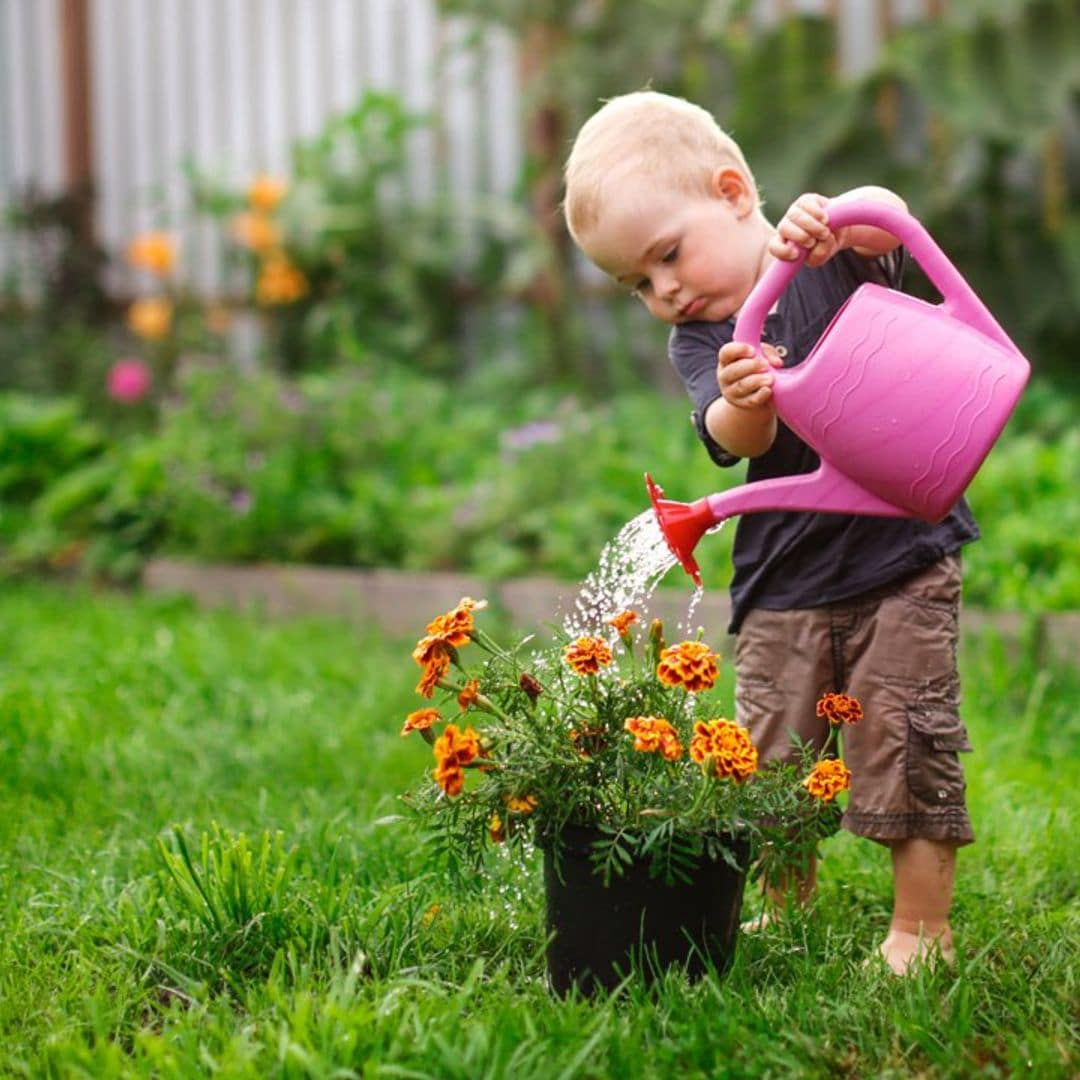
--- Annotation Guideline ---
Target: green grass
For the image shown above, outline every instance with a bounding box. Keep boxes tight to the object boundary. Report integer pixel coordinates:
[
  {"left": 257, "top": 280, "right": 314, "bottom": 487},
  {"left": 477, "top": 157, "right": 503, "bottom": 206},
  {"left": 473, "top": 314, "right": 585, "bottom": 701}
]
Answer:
[{"left": 0, "top": 581, "right": 1076, "bottom": 1078}]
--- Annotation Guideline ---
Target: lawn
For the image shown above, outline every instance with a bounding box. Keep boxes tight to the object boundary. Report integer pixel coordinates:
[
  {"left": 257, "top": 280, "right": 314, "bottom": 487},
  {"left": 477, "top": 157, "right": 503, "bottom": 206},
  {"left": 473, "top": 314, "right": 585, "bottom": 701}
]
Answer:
[{"left": 0, "top": 581, "right": 1075, "bottom": 1078}]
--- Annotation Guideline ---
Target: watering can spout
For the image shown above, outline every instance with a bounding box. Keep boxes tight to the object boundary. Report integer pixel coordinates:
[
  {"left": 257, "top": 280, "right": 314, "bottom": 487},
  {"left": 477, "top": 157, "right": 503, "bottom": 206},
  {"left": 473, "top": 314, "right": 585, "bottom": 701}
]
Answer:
[
  {"left": 647, "top": 466, "right": 911, "bottom": 585},
  {"left": 645, "top": 474, "right": 714, "bottom": 587}
]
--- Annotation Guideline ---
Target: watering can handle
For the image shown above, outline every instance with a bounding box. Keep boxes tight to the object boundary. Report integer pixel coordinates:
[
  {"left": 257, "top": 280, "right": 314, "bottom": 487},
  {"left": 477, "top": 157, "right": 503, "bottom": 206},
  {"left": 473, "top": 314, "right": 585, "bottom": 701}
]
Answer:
[{"left": 732, "top": 198, "right": 1015, "bottom": 354}]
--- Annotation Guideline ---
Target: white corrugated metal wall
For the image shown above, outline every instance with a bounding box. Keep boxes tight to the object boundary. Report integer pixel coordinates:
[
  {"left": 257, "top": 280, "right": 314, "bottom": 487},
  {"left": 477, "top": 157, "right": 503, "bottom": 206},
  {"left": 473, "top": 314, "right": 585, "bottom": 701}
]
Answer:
[
  {"left": 0, "top": 0, "right": 521, "bottom": 296},
  {"left": 0, "top": 0, "right": 933, "bottom": 299}
]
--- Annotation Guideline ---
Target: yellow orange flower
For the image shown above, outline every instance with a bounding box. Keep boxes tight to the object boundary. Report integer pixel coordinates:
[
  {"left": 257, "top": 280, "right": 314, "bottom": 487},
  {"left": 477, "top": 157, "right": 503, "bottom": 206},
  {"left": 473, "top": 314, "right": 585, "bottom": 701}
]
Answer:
[
  {"left": 127, "top": 297, "right": 173, "bottom": 341},
  {"left": 434, "top": 762, "right": 464, "bottom": 797},
  {"left": 657, "top": 641, "right": 719, "bottom": 692},
  {"left": 624, "top": 716, "right": 684, "bottom": 761},
  {"left": 816, "top": 692, "right": 863, "bottom": 726},
  {"left": 432, "top": 723, "right": 481, "bottom": 797},
  {"left": 803, "top": 758, "right": 851, "bottom": 802},
  {"left": 564, "top": 636, "right": 613, "bottom": 676},
  {"left": 402, "top": 707, "right": 443, "bottom": 737},
  {"left": 424, "top": 598, "right": 484, "bottom": 649},
  {"left": 504, "top": 794, "right": 538, "bottom": 814},
  {"left": 248, "top": 173, "right": 288, "bottom": 213},
  {"left": 256, "top": 253, "right": 308, "bottom": 306},
  {"left": 457, "top": 679, "right": 481, "bottom": 711},
  {"left": 607, "top": 610, "right": 639, "bottom": 636},
  {"left": 231, "top": 211, "right": 280, "bottom": 254},
  {"left": 489, "top": 812, "right": 506, "bottom": 843},
  {"left": 433, "top": 724, "right": 480, "bottom": 769},
  {"left": 689, "top": 718, "right": 758, "bottom": 781},
  {"left": 415, "top": 651, "right": 450, "bottom": 699},
  {"left": 126, "top": 232, "right": 176, "bottom": 275}
]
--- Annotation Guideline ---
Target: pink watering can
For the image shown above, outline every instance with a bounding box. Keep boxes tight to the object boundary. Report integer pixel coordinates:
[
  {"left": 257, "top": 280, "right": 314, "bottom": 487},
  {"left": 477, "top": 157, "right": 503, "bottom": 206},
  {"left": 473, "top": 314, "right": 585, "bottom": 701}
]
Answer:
[{"left": 646, "top": 199, "right": 1030, "bottom": 586}]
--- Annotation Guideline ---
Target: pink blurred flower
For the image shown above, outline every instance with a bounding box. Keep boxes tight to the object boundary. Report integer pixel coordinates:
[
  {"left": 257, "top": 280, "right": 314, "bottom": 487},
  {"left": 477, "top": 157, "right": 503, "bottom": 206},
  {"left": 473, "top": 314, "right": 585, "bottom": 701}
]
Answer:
[{"left": 107, "top": 358, "right": 152, "bottom": 403}]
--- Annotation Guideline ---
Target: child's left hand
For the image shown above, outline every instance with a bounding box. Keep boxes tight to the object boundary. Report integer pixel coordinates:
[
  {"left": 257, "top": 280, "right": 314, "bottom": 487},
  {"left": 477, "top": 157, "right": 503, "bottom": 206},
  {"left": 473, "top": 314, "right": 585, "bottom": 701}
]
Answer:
[{"left": 769, "top": 193, "right": 849, "bottom": 267}]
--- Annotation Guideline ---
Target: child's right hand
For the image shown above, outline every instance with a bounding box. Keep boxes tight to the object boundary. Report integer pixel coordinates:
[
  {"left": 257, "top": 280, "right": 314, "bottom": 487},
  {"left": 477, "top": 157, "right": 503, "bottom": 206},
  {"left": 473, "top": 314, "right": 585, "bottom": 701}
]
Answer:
[{"left": 717, "top": 341, "right": 783, "bottom": 409}]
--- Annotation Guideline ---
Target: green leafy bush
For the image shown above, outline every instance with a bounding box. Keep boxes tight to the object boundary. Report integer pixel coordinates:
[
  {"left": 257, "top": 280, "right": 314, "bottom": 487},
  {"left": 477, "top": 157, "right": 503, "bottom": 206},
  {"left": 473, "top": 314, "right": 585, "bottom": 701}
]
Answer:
[{"left": 0, "top": 370, "right": 1075, "bottom": 610}]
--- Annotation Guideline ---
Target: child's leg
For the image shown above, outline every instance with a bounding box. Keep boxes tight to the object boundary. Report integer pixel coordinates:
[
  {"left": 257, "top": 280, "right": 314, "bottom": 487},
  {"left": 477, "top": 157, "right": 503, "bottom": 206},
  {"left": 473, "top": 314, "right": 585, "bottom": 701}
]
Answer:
[{"left": 881, "top": 837, "right": 958, "bottom": 971}]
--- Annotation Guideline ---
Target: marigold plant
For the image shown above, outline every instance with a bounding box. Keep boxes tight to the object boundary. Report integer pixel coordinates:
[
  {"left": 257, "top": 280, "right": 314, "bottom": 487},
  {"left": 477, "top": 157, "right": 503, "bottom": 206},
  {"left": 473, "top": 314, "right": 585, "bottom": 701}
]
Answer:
[{"left": 399, "top": 599, "right": 861, "bottom": 883}]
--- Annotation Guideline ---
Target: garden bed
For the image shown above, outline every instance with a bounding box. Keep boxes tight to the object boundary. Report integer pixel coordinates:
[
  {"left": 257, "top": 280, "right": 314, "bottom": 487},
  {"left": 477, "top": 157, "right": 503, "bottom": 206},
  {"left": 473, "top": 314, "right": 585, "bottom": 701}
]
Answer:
[{"left": 142, "top": 556, "right": 1080, "bottom": 660}]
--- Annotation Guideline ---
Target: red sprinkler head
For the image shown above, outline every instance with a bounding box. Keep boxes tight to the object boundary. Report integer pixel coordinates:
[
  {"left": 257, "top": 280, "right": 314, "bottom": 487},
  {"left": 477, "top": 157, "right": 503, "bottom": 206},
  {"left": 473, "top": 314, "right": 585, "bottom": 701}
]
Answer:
[{"left": 645, "top": 473, "right": 715, "bottom": 588}]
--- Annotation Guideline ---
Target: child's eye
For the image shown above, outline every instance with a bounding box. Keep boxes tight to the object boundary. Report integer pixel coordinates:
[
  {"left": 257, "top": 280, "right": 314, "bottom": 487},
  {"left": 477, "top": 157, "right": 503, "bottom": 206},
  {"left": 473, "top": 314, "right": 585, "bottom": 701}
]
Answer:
[
  {"left": 631, "top": 278, "right": 650, "bottom": 296},
  {"left": 661, "top": 244, "right": 679, "bottom": 264}
]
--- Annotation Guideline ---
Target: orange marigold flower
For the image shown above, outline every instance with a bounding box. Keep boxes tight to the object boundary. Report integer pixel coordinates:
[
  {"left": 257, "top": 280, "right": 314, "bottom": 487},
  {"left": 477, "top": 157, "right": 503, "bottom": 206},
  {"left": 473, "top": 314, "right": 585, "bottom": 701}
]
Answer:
[
  {"left": 689, "top": 718, "right": 758, "bottom": 781},
  {"left": 248, "top": 173, "right": 288, "bottom": 213},
  {"left": 433, "top": 723, "right": 480, "bottom": 770},
  {"left": 457, "top": 679, "right": 481, "bottom": 711},
  {"left": 402, "top": 707, "right": 443, "bottom": 737},
  {"left": 423, "top": 597, "right": 486, "bottom": 650},
  {"left": 231, "top": 211, "right": 280, "bottom": 254},
  {"left": 607, "top": 610, "right": 639, "bottom": 636},
  {"left": 564, "top": 636, "right": 613, "bottom": 676},
  {"left": 414, "top": 651, "right": 450, "bottom": 698},
  {"left": 504, "top": 794, "right": 538, "bottom": 814},
  {"left": 624, "top": 716, "right": 684, "bottom": 761},
  {"left": 657, "top": 641, "right": 719, "bottom": 692},
  {"left": 434, "top": 762, "right": 464, "bottom": 797},
  {"left": 412, "top": 635, "right": 447, "bottom": 668},
  {"left": 489, "top": 812, "right": 506, "bottom": 843},
  {"left": 816, "top": 692, "right": 864, "bottom": 726},
  {"left": 126, "top": 231, "right": 176, "bottom": 275},
  {"left": 803, "top": 758, "right": 851, "bottom": 802},
  {"left": 127, "top": 297, "right": 173, "bottom": 341}
]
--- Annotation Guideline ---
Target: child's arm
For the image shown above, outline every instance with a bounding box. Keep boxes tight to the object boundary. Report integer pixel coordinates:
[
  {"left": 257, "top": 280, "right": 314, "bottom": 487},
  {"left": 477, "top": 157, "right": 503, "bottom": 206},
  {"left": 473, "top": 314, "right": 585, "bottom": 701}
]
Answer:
[{"left": 770, "top": 187, "right": 907, "bottom": 266}]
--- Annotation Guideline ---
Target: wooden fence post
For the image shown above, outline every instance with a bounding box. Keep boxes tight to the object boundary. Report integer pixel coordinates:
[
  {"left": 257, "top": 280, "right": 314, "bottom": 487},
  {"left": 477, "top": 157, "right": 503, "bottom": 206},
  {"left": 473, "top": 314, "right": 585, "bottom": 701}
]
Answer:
[{"left": 59, "top": 0, "right": 96, "bottom": 243}]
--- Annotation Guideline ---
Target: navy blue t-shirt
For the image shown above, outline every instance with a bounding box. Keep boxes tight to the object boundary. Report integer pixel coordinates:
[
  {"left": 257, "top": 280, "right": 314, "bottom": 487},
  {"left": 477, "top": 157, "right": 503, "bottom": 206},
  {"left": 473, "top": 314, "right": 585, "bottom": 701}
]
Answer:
[{"left": 669, "top": 248, "right": 980, "bottom": 634}]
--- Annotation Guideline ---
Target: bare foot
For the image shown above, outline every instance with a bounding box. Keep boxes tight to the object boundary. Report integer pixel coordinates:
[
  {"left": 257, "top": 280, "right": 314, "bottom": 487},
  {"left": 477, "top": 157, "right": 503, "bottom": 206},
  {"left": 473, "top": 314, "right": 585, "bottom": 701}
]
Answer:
[
  {"left": 877, "top": 927, "right": 955, "bottom": 975},
  {"left": 740, "top": 911, "right": 776, "bottom": 933}
]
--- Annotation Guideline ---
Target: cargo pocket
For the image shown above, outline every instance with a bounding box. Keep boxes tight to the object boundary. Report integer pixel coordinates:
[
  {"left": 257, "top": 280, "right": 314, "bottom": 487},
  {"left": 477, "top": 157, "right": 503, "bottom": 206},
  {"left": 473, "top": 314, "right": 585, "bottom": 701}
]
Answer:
[{"left": 905, "top": 707, "right": 972, "bottom": 806}]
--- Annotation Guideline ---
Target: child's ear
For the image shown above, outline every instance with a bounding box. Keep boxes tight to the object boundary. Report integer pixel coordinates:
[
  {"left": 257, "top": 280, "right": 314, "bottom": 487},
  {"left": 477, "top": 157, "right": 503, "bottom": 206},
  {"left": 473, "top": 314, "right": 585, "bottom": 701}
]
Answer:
[{"left": 710, "top": 167, "right": 756, "bottom": 216}]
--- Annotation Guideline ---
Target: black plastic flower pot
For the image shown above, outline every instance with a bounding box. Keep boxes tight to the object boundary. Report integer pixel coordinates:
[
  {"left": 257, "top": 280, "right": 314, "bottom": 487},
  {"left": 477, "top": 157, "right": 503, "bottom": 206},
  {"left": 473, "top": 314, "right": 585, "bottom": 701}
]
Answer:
[{"left": 541, "top": 825, "right": 749, "bottom": 996}]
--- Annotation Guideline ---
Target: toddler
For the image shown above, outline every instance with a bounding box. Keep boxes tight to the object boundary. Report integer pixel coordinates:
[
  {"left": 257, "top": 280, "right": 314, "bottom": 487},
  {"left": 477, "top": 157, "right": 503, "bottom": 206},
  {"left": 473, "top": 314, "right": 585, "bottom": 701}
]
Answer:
[{"left": 563, "top": 91, "right": 979, "bottom": 974}]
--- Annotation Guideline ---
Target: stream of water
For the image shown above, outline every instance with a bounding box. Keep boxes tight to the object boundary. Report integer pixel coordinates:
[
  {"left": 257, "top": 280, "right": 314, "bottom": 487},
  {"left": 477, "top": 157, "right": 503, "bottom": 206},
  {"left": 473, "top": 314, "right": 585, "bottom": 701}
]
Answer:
[{"left": 561, "top": 510, "right": 722, "bottom": 642}]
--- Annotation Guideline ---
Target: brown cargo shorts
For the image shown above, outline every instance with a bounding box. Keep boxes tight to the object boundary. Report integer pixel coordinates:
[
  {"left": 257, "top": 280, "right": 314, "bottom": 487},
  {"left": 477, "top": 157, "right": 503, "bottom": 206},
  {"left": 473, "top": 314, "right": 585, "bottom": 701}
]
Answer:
[{"left": 734, "top": 555, "right": 974, "bottom": 846}]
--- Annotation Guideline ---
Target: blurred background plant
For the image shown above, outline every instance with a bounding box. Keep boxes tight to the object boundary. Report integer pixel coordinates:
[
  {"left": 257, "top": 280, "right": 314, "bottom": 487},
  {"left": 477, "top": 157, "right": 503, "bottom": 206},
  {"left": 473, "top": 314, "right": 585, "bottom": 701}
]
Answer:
[{"left": 0, "top": 0, "right": 1076, "bottom": 604}]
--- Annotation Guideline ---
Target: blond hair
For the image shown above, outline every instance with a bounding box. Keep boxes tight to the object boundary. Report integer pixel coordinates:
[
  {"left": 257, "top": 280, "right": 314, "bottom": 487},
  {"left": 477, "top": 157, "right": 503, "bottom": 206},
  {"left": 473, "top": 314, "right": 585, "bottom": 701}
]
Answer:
[{"left": 563, "top": 91, "right": 761, "bottom": 244}]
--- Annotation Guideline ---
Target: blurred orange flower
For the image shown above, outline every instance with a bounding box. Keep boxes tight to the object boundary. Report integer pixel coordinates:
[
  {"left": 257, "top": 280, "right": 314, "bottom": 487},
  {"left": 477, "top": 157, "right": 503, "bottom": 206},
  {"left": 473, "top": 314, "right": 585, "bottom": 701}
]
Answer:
[
  {"left": 231, "top": 211, "right": 281, "bottom": 254},
  {"left": 803, "top": 758, "right": 851, "bottom": 802},
  {"left": 248, "top": 173, "right": 288, "bottom": 213},
  {"left": 127, "top": 297, "right": 173, "bottom": 341},
  {"left": 689, "top": 719, "right": 758, "bottom": 781},
  {"left": 607, "top": 610, "right": 639, "bottom": 636},
  {"left": 126, "top": 231, "right": 176, "bottom": 275},
  {"left": 657, "top": 641, "right": 719, "bottom": 692},
  {"left": 256, "top": 254, "right": 308, "bottom": 306},
  {"left": 504, "top": 794, "right": 538, "bottom": 814},
  {"left": 564, "top": 636, "right": 613, "bottom": 676},
  {"left": 432, "top": 723, "right": 481, "bottom": 797},
  {"left": 816, "top": 692, "right": 863, "bottom": 726}
]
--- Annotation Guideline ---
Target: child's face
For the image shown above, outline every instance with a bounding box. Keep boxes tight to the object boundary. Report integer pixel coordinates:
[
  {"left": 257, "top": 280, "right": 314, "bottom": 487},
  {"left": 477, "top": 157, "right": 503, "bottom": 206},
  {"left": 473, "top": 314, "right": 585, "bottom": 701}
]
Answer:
[{"left": 579, "top": 168, "right": 768, "bottom": 326}]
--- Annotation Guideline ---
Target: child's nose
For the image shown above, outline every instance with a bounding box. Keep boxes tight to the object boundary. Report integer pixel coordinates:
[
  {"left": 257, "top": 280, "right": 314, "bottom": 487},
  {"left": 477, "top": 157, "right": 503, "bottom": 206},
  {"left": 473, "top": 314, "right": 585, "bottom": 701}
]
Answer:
[{"left": 655, "top": 268, "right": 679, "bottom": 299}]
